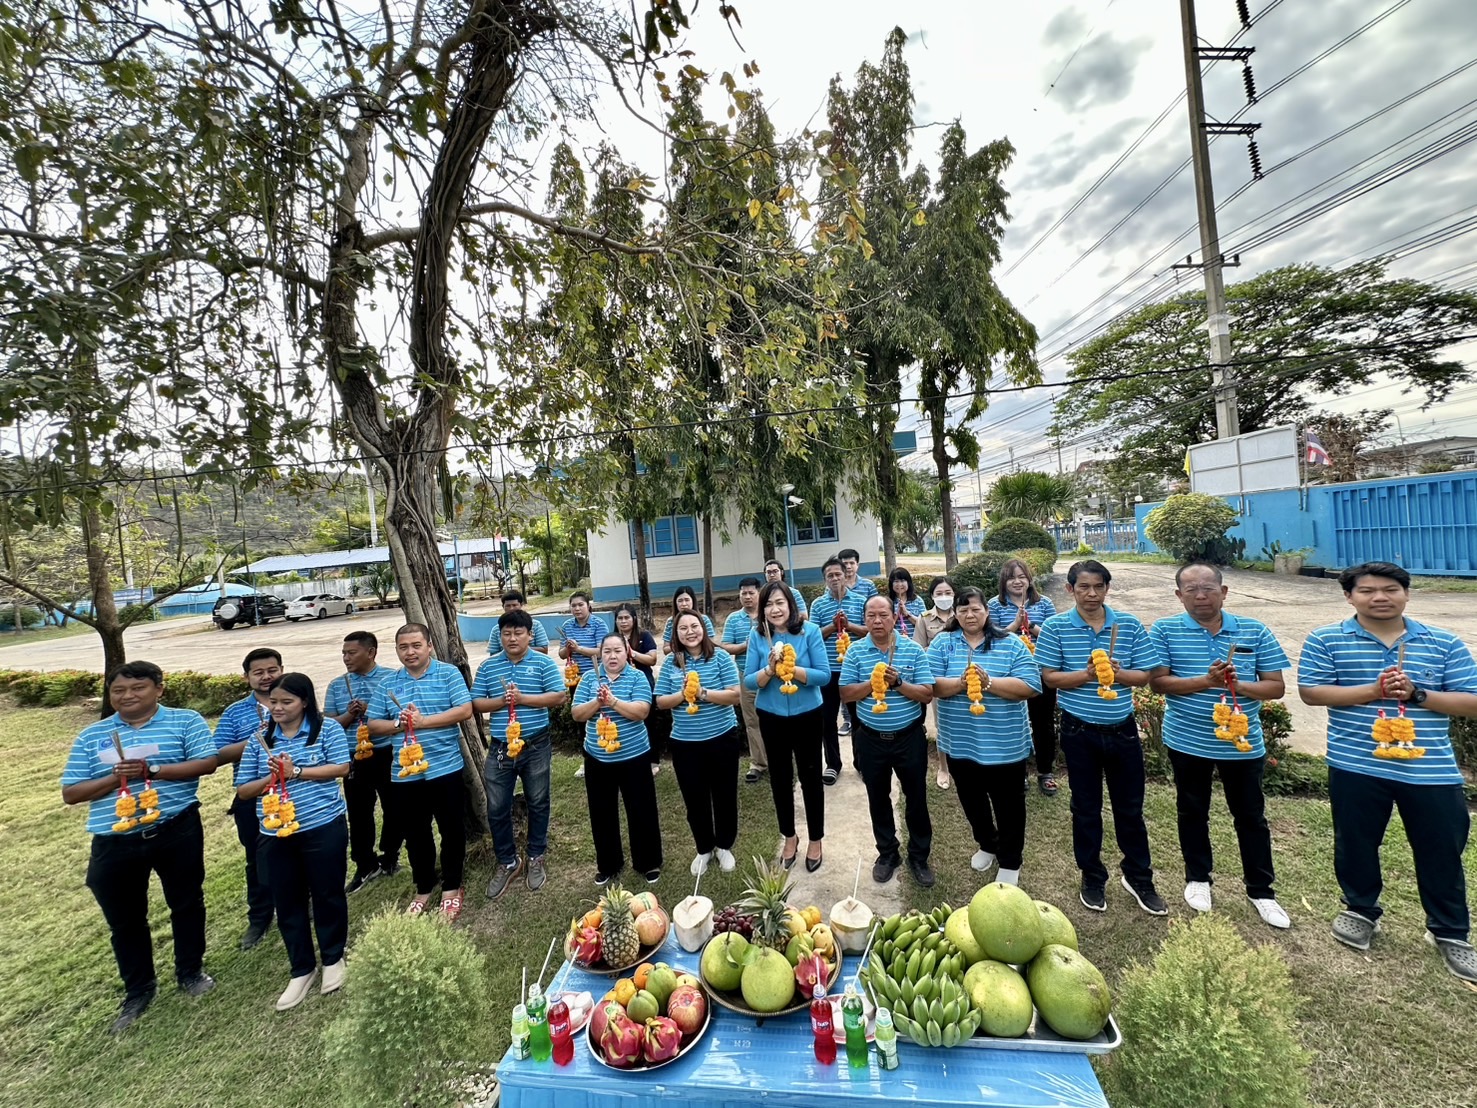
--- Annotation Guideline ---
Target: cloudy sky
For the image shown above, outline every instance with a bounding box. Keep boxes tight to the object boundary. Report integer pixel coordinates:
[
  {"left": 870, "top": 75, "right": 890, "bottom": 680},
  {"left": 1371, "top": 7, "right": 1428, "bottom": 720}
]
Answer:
[{"left": 592, "top": 0, "right": 1477, "bottom": 497}]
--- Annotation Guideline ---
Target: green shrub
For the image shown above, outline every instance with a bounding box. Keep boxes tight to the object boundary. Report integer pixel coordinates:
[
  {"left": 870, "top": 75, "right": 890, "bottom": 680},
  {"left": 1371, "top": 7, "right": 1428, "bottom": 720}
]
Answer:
[
  {"left": 1450, "top": 715, "right": 1476, "bottom": 774},
  {"left": 323, "top": 912, "right": 492, "bottom": 1107},
  {"left": 950, "top": 548, "right": 1057, "bottom": 594},
  {"left": 1144, "top": 493, "right": 1243, "bottom": 564},
  {"left": 870, "top": 575, "right": 889, "bottom": 596},
  {"left": 1073, "top": 541, "right": 1095, "bottom": 557},
  {"left": 1100, "top": 915, "right": 1310, "bottom": 1108},
  {"left": 0, "top": 606, "right": 46, "bottom": 631},
  {"left": 798, "top": 582, "right": 827, "bottom": 607},
  {"left": 1133, "top": 687, "right": 1170, "bottom": 778},
  {"left": 160, "top": 672, "right": 249, "bottom": 715},
  {"left": 118, "top": 602, "right": 159, "bottom": 625},
  {"left": 982, "top": 517, "right": 1057, "bottom": 553},
  {"left": 0, "top": 668, "right": 246, "bottom": 715}
]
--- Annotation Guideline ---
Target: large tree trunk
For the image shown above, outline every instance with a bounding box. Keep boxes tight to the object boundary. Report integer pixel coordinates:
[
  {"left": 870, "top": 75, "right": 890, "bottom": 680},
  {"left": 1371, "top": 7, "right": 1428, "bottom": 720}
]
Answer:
[
  {"left": 930, "top": 407, "right": 959, "bottom": 570},
  {"left": 702, "top": 514, "right": 714, "bottom": 614}
]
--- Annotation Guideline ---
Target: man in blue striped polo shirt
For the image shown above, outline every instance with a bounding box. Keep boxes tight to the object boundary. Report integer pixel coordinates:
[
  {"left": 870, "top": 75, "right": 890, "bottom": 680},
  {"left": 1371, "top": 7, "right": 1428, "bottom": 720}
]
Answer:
[
  {"left": 838, "top": 548, "right": 878, "bottom": 600},
  {"left": 721, "top": 577, "right": 769, "bottom": 782},
  {"left": 1298, "top": 561, "right": 1477, "bottom": 982},
  {"left": 809, "top": 556, "right": 868, "bottom": 785},
  {"left": 841, "top": 594, "right": 937, "bottom": 888},
  {"left": 1149, "top": 563, "right": 1291, "bottom": 929},
  {"left": 764, "top": 559, "right": 809, "bottom": 617},
  {"left": 61, "top": 661, "right": 220, "bottom": 1033},
  {"left": 558, "top": 592, "right": 608, "bottom": 675},
  {"left": 486, "top": 589, "right": 550, "bottom": 655},
  {"left": 1036, "top": 560, "right": 1167, "bottom": 916}
]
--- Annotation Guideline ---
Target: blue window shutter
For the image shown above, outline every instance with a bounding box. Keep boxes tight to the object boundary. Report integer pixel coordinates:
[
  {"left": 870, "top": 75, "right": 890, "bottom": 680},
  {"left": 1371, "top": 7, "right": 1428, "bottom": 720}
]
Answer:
[
  {"left": 654, "top": 517, "right": 675, "bottom": 556},
  {"left": 676, "top": 515, "right": 698, "bottom": 553}
]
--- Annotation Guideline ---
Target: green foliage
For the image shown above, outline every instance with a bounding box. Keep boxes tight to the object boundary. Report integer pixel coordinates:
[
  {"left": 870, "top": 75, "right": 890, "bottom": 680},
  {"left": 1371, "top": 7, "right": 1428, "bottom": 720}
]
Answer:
[
  {"left": 0, "top": 606, "right": 45, "bottom": 631},
  {"left": 896, "top": 470, "right": 941, "bottom": 552},
  {"left": 1133, "top": 687, "right": 1170, "bottom": 778},
  {"left": 1144, "top": 494, "right": 1242, "bottom": 564},
  {"left": 117, "top": 602, "right": 159, "bottom": 625},
  {"left": 323, "top": 912, "right": 492, "bottom": 1108},
  {"left": 1100, "top": 915, "right": 1311, "bottom": 1108},
  {"left": 1450, "top": 715, "right": 1477, "bottom": 775},
  {"left": 987, "top": 472, "right": 1074, "bottom": 524},
  {"left": 982, "top": 517, "right": 1057, "bottom": 553},
  {"left": 950, "top": 548, "right": 1056, "bottom": 594},
  {"left": 0, "top": 669, "right": 246, "bottom": 715},
  {"left": 1073, "top": 542, "right": 1095, "bottom": 557}
]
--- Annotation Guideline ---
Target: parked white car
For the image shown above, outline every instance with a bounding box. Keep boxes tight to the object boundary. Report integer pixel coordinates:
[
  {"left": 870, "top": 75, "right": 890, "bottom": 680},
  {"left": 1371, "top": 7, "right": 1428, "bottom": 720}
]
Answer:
[{"left": 285, "top": 593, "right": 355, "bottom": 621}]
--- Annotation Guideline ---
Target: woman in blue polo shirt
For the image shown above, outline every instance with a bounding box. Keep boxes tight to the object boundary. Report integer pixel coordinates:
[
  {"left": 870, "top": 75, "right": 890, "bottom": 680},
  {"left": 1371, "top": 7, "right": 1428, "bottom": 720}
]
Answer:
[
  {"left": 237, "top": 673, "right": 351, "bottom": 1011},
  {"left": 927, "top": 588, "right": 1042, "bottom": 885},
  {"left": 888, "top": 568, "right": 926, "bottom": 638},
  {"left": 655, "top": 612, "right": 743, "bottom": 876},
  {"left": 573, "top": 633, "right": 662, "bottom": 885},
  {"left": 991, "top": 558, "right": 1062, "bottom": 795},
  {"left": 615, "top": 602, "right": 664, "bottom": 776}
]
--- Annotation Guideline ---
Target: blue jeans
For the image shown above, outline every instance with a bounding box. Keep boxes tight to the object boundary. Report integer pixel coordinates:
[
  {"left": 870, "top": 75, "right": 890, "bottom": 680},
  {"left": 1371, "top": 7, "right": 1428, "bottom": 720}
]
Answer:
[{"left": 484, "top": 729, "right": 552, "bottom": 866}]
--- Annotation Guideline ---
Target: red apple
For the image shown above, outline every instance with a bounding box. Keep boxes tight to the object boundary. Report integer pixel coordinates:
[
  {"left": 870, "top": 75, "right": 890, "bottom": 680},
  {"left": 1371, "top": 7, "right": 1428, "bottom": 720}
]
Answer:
[{"left": 666, "top": 984, "right": 707, "bottom": 1036}]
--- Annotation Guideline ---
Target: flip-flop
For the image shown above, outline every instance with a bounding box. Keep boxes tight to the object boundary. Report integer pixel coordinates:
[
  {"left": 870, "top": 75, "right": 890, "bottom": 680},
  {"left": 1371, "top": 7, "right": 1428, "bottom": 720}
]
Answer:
[
  {"left": 440, "top": 892, "right": 464, "bottom": 922},
  {"left": 936, "top": 772, "right": 950, "bottom": 790},
  {"left": 406, "top": 896, "right": 432, "bottom": 916}
]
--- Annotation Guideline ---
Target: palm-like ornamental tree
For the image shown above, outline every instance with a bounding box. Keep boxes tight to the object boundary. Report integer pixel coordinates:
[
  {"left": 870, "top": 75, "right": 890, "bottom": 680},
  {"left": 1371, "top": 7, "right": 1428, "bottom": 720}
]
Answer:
[{"left": 987, "top": 471, "right": 1075, "bottom": 524}]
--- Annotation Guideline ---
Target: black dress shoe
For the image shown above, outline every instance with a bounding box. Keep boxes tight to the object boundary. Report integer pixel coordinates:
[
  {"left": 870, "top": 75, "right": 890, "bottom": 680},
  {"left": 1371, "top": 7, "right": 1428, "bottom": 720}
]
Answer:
[
  {"left": 239, "top": 922, "right": 270, "bottom": 951},
  {"left": 907, "top": 858, "right": 936, "bottom": 888},
  {"left": 805, "top": 849, "right": 823, "bottom": 874},
  {"left": 177, "top": 971, "right": 216, "bottom": 998},
  {"left": 872, "top": 856, "right": 900, "bottom": 883},
  {"left": 781, "top": 850, "right": 798, "bottom": 870},
  {"left": 109, "top": 988, "right": 156, "bottom": 1035}
]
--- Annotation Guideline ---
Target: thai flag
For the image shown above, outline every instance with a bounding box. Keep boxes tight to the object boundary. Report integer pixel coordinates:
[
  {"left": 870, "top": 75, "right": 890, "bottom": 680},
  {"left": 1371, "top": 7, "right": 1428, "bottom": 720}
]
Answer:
[{"left": 1306, "top": 430, "right": 1330, "bottom": 466}]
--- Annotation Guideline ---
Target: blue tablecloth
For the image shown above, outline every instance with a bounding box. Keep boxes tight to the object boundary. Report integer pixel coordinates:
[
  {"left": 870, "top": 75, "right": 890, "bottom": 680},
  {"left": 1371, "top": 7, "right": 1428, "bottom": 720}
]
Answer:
[{"left": 496, "top": 932, "right": 1108, "bottom": 1108}]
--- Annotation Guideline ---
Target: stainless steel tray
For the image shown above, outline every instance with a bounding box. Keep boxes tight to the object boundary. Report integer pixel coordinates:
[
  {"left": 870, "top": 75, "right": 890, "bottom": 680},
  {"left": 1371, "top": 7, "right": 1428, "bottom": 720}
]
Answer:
[{"left": 959, "top": 1012, "right": 1122, "bottom": 1055}]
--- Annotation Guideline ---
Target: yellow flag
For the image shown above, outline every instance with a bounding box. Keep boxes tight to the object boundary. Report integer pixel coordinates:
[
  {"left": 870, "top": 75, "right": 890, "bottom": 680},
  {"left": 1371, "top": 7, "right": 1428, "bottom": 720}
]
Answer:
[{"left": 1183, "top": 450, "right": 1192, "bottom": 476}]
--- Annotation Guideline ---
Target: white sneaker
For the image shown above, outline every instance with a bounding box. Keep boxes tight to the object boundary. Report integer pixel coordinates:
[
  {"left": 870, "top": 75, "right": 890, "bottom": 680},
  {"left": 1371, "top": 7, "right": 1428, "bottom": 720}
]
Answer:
[
  {"left": 651, "top": 763, "right": 662, "bottom": 777},
  {"left": 689, "top": 852, "right": 711, "bottom": 877},
  {"left": 714, "top": 848, "right": 736, "bottom": 872},
  {"left": 971, "top": 850, "right": 997, "bottom": 872},
  {"left": 996, "top": 868, "right": 1020, "bottom": 886},
  {"left": 575, "top": 764, "right": 585, "bottom": 779},
  {"left": 276, "top": 971, "right": 317, "bottom": 1011},
  {"left": 1251, "top": 897, "right": 1291, "bottom": 929},
  {"left": 321, "top": 959, "right": 347, "bottom": 994},
  {"left": 1184, "top": 881, "right": 1213, "bottom": 912}
]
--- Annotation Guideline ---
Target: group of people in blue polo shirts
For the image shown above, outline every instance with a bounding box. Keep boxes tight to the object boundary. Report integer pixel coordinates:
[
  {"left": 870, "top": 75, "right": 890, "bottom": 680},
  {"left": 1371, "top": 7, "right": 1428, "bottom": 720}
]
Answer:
[{"left": 60, "top": 557, "right": 1477, "bottom": 1036}]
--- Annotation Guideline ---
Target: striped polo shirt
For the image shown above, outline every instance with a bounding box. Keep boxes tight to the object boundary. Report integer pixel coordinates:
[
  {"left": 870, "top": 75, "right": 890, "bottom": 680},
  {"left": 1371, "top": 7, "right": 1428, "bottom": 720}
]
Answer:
[
  {"left": 559, "top": 615, "right": 609, "bottom": 674},
  {"left": 660, "top": 612, "right": 717, "bottom": 648},
  {"left": 1148, "top": 612, "right": 1288, "bottom": 760},
  {"left": 472, "top": 649, "right": 567, "bottom": 741},
  {"left": 890, "top": 597, "right": 926, "bottom": 639},
  {"left": 1297, "top": 617, "right": 1477, "bottom": 785},
  {"left": 927, "top": 631, "right": 1041, "bottom": 764},
  {"left": 487, "top": 619, "right": 550, "bottom": 655},
  {"left": 789, "top": 586, "right": 809, "bottom": 617},
  {"left": 988, "top": 595, "right": 1057, "bottom": 634},
  {"left": 808, "top": 589, "right": 868, "bottom": 672},
  {"left": 215, "top": 694, "right": 273, "bottom": 786},
  {"left": 1035, "top": 606, "right": 1162, "bottom": 725},
  {"left": 721, "top": 609, "right": 759, "bottom": 655},
  {"left": 63, "top": 707, "right": 218, "bottom": 835},
  {"left": 369, "top": 660, "right": 471, "bottom": 782},
  {"left": 847, "top": 578, "right": 878, "bottom": 600},
  {"left": 574, "top": 665, "right": 652, "bottom": 762},
  {"left": 239, "top": 719, "right": 351, "bottom": 834},
  {"left": 656, "top": 651, "right": 741, "bottom": 741},
  {"left": 841, "top": 634, "right": 936, "bottom": 732},
  {"left": 324, "top": 665, "right": 396, "bottom": 747},
  {"left": 744, "top": 623, "right": 829, "bottom": 715}
]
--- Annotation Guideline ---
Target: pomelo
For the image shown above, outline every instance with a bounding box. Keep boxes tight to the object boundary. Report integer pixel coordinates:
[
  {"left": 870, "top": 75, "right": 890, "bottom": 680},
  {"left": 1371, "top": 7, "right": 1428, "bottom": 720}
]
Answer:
[
  {"left": 700, "top": 932, "right": 747, "bottom": 992},
  {"left": 740, "top": 946, "right": 797, "bottom": 1012},
  {"left": 945, "top": 907, "right": 987, "bottom": 966},
  {"left": 1033, "top": 900, "right": 1078, "bottom": 951},
  {"left": 966, "top": 960, "right": 1034, "bottom": 1038},
  {"left": 1026, "top": 943, "right": 1111, "bottom": 1041},
  {"left": 968, "top": 882, "right": 1045, "bottom": 965}
]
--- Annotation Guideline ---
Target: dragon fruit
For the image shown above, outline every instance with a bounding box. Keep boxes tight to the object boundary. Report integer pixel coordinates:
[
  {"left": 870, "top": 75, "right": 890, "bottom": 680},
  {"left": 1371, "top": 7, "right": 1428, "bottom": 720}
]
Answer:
[
  {"left": 642, "top": 1016, "right": 683, "bottom": 1063},
  {"left": 599, "top": 1004, "right": 643, "bottom": 1068},
  {"left": 794, "top": 952, "right": 830, "bottom": 999},
  {"left": 573, "top": 924, "right": 603, "bottom": 967}
]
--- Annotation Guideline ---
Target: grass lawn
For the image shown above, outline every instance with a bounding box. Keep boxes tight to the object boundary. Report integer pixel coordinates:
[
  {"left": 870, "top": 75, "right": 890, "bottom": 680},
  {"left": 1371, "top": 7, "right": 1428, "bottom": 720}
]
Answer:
[
  {"left": 4, "top": 701, "right": 1475, "bottom": 1108},
  {"left": 0, "top": 622, "right": 96, "bottom": 646}
]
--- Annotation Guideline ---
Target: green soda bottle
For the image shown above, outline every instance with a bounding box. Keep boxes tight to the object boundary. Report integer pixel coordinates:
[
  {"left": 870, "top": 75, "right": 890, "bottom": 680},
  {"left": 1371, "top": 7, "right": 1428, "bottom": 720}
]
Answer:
[
  {"left": 842, "top": 984, "right": 868, "bottom": 1068},
  {"left": 526, "top": 983, "right": 551, "bottom": 1062},
  {"left": 873, "top": 1007, "right": 900, "bottom": 1071},
  {"left": 510, "top": 1003, "right": 531, "bottom": 1061}
]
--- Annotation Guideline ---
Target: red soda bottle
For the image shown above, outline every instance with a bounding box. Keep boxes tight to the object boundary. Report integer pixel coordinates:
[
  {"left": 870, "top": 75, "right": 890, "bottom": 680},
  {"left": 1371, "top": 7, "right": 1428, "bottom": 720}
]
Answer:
[
  {"left": 810, "top": 982, "right": 837, "bottom": 1065},
  {"left": 548, "top": 997, "right": 574, "bottom": 1065}
]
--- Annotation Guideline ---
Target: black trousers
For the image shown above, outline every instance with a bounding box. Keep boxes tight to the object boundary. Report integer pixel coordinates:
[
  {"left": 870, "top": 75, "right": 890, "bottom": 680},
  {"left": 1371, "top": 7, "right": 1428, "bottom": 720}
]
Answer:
[
  {"left": 1058, "top": 711, "right": 1154, "bottom": 889},
  {"left": 1028, "top": 687, "right": 1058, "bottom": 774},
  {"left": 648, "top": 706, "right": 672, "bottom": 765},
  {"left": 261, "top": 817, "right": 349, "bottom": 977},
  {"left": 853, "top": 718, "right": 932, "bottom": 865},
  {"left": 399, "top": 772, "right": 466, "bottom": 895},
  {"left": 670, "top": 729, "right": 740, "bottom": 855},
  {"left": 345, "top": 744, "right": 403, "bottom": 874},
  {"left": 1167, "top": 747, "right": 1276, "bottom": 899},
  {"left": 757, "top": 705, "right": 826, "bottom": 840},
  {"left": 948, "top": 756, "right": 1029, "bottom": 869},
  {"left": 231, "top": 798, "right": 274, "bottom": 928},
  {"left": 820, "top": 673, "right": 843, "bottom": 772},
  {"left": 85, "top": 806, "right": 206, "bottom": 1001},
  {"left": 584, "top": 752, "right": 663, "bottom": 876},
  {"left": 1329, "top": 766, "right": 1471, "bottom": 940}
]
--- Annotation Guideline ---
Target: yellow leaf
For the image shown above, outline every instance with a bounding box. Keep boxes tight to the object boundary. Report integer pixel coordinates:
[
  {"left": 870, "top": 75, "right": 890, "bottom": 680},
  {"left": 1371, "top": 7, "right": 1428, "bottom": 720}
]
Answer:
[
  {"left": 913, "top": 209, "right": 928, "bottom": 226},
  {"left": 860, "top": 239, "right": 875, "bottom": 261},
  {"left": 747, "top": 198, "right": 762, "bottom": 220}
]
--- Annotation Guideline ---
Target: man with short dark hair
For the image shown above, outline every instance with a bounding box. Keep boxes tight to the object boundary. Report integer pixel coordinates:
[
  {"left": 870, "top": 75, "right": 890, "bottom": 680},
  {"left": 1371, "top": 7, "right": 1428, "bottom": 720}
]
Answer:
[
  {"left": 558, "top": 592, "right": 608, "bottom": 675},
  {"left": 62, "top": 662, "right": 219, "bottom": 1033},
  {"left": 325, "top": 631, "right": 401, "bottom": 893},
  {"left": 487, "top": 589, "right": 550, "bottom": 655},
  {"left": 1036, "top": 560, "right": 1167, "bottom": 916},
  {"left": 722, "top": 577, "right": 769, "bottom": 782},
  {"left": 837, "top": 548, "right": 878, "bottom": 599},
  {"left": 1298, "top": 561, "right": 1477, "bottom": 982},
  {"left": 214, "top": 647, "right": 284, "bottom": 949},
  {"left": 763, "top": 560, "right": 809, "bottom": 617}
]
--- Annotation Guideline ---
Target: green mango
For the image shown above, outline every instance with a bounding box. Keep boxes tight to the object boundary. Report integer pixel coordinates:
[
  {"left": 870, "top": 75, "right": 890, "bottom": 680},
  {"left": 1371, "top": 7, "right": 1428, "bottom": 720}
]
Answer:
[{"left": 785, "top": 932, "right": 815, "bottom": 966}]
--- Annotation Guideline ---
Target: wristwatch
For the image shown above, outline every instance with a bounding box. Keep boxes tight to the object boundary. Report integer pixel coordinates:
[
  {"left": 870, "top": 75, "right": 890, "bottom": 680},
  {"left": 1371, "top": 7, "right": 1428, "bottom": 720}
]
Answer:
[
  {"left": 292, "top": 765, "right": 303, "bottom": 780},
  {"left": 147, "top": 762, "right": 161, "bottom": 776},
  {"left": 1409, "top": 686, "right": 1428, "bottom": 706}
]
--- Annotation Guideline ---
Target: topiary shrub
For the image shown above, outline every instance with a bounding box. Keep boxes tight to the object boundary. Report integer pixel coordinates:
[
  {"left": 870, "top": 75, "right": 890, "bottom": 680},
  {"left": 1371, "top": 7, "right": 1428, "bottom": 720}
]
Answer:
[
  {"left": 323, "top": 912, "right": 492, "bottom": 1108},
  {"left": 1144, "top": 493, "right": 1243, "bottom": 564},
  {"left": 951, "top": 548, "right": 1057, "bottom": 594},
  {"left": 982, "top": 517, "right": 1057, "bottom": 553},
  {"left": 1100, "top": 915, "right": 1310, "bottom": 1108},
  {"left": 1133, "top": 686, "right": 1170, "bottom": 778}
]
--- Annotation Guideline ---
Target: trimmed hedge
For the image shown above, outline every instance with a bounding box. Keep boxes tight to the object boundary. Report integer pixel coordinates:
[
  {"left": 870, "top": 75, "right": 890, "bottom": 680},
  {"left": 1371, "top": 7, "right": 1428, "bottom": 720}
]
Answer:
[
  {"left": 0, "top": 669, "right": 249, "bottom": 716},
  {"left": 950, "top": 548, "right": 1057, "bottom": 594},
  {"left": 982, "top": 518, "right": 1057, "bottom": 553}
]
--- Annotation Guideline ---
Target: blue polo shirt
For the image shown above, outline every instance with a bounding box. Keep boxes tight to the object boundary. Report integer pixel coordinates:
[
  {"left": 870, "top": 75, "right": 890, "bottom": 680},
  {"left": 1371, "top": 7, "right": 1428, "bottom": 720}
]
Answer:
[
  {"left": 324, "top": 665, "right": 396, "bottom": 747},
  {"left": 789, "top": 586, "right": 809, "bottom": 617},
  {"left": 1035, "top": 606, "right": 1161, "bottom": 725},
  {"left": 368, "top": 660, "right": 471, "bottom": 782},
  {"left": 1297, "top": 617, "right": 1477, "bottom": 785},
  {"left": 239, "top": 719, "right": 351, "bottom": 834},
  {"left": 988, "top": 595, "right": 1057, "bottom": 632},
  {"left": 215, "top": 694, "right": 273, "bottom": 786},
  {"left": 1149, "top": 612, "right": 1289, "bottom": 760},
  {"left": 841, "top": 634, "right": 936, "bottom": 732},
  {"left": 744, "top": 623, "right": 828, "bottom": 715},
  {"left": 656, "top": 651, "right": 741, "bottom": 742},
  {"left": 847, "top": 578, "right": 878, "bottom": 601},
  {"left": 927, "top": 631, "right": 1041, "bottom": 764},
  {"left": 559, "top": 615, "right": 609, "bottom": 674},
  {"left": 472, "top": 649, "right": 567, "bottom": 741},
  {"left": 660, "top": 613, "right": 717, "bottom": 647},
  {"left": 488, "top": 619, "right": 550, "bottom": 655},
  {"left": 808, "top": 590, "right": 868, "bottom": 672},
  {"left": 63, "top": 707, "right": 218, "bottom": 835},
  {"left": 574, "top": 665, "right": 652, "bottom": 762},
  {"left": 721, "top": 609, "right": 759, "bottom": 656}
]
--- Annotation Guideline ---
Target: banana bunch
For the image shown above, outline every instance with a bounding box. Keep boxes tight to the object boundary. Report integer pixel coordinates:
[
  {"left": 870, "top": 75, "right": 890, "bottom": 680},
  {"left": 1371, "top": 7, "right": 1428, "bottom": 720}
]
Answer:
[
  {"left": 683, "top": 669, "right": 701, "bottom": 714},
  {"left": 1090, "top": 649, "right": 1118, "bottom": 699},
  {"left": 857, "top": 905, "right": 980, "bottom": 1048},
  {"left": 1212, "top": 699, "right": 1251, "bottom": 752},
  {"left": 870, "top": 662, "right": 890, "bottom": 713},
  {"left": 777, "top": 644, "right": 798, "bottom": 694},
  {"left": 964, "top": 664, "right": 986, "bottom": 715}
]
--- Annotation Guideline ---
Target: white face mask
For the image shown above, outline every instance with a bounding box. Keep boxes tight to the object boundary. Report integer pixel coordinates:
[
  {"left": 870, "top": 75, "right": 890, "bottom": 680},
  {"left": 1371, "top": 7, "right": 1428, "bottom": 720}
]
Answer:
[{"left": 933, "top": 594, "right": 954, "bottom": 612}]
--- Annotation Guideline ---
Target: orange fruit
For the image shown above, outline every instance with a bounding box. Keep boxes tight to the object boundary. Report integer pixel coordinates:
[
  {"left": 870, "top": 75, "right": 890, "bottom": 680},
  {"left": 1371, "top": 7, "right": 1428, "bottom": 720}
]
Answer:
[
  {"left": 581, "top": 908, "right": 603, "bottom": 930},
  {"left": 634, "top": 962, "right": 655, "bottom": 990},
  {"left": 613, "top": 978, "right": 637, "bottom": 1007}
]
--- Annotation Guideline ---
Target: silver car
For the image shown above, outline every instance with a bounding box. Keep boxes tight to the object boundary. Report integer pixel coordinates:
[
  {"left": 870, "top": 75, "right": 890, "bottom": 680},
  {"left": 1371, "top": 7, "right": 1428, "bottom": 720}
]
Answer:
[{"left": 285, "top": 593, "right": 355, "bottom": 621}]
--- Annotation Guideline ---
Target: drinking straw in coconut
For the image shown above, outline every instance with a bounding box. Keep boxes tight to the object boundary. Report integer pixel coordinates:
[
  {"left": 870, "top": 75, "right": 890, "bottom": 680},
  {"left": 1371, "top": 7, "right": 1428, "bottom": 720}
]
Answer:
[
  {"left": 537, "top": 936, "right": 558, "bottom": 989},
  {"left": 852, "top": 858, "right": 862, "bottom": 902}
]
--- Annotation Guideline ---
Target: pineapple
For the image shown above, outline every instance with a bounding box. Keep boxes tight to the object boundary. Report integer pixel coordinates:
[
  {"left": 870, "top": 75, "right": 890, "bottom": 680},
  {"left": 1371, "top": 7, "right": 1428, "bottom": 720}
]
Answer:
[
  {"left": 599, "top": 884, "right": 641, "bottom": 967},
  {"left": 738, "top": 858, "right": 796, "bottom": 952}
]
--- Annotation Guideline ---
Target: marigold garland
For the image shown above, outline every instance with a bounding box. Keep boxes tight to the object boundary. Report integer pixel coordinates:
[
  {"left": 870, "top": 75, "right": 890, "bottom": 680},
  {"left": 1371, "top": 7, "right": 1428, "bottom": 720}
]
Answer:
[
  {"left": 776, "top": 644, "right": 798, "bottom": 694},
  {"left": 595, "top": 713, "right": 621, "bottom": 753},
  {"left": 112, "top": 782, "right": 138, "bottom": 834},
  {"left": 563, "top": 659, "right": 582, "bottom": 690},
  {"left": 1090, "top": 649, "right": 1118, "bottom": 699},
  {"left": 683, "top": 669, "right": 701, "bottom": 714},
  {"left": 353, "top": 721, "right": 375, "bottom": 761},
  {"left": 836, "top": 631, "right": 851, "bottom": 661},
  {"left": 870, "top": 662, "right": 890, "bottom": 714},
  {"left": 395, "top": 706, "right": 429, "bottom": 779},
  {"left": 1373, "top": 671, "right": 1424, "bottom": 759},
  {"left": 964, "top": 661, "right": 987, "bottom": 715}
]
